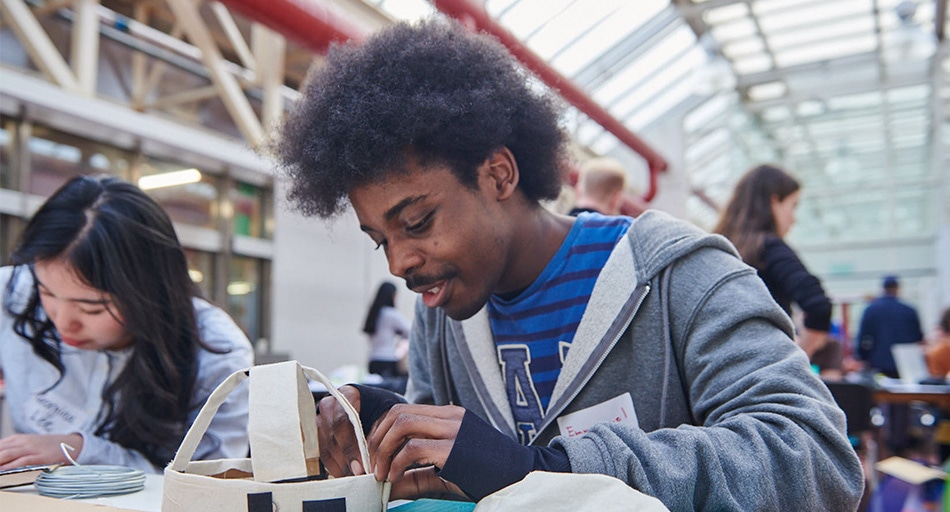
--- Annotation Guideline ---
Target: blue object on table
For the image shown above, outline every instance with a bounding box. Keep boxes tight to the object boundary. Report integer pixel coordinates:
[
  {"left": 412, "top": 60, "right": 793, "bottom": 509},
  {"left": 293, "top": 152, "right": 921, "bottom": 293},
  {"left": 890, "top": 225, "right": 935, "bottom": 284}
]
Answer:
[{"left": 389, "top": 498, "right": 477, "bottom": 512}]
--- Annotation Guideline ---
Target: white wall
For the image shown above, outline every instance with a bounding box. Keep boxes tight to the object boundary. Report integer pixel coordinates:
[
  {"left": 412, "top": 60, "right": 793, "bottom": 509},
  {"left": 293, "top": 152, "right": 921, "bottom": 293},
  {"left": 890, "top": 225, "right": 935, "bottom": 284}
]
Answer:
[{"left": 270, "top": 178, "right": 416, "bottom": 374}]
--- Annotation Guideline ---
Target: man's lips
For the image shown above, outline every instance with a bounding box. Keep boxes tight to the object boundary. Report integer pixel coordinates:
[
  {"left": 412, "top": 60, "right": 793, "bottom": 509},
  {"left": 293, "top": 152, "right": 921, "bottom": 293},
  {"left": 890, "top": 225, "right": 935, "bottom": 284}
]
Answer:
[{"left": 417, "top": 281, "right": 449, "bottom": 309}]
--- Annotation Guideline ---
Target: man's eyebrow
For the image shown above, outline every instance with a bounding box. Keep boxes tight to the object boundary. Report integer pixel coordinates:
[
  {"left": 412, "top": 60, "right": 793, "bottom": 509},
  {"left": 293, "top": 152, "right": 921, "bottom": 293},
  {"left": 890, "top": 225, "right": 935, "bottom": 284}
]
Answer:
[{"left": 383, "top": 195, "right": 428, "bottom": 221}]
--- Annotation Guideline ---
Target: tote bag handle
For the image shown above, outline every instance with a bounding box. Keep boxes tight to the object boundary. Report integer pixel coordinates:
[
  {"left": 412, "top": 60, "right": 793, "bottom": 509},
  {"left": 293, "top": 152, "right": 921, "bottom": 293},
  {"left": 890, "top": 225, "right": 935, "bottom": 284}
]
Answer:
[{"left": 169, "top": 361, "right": 371, "bottom": 479}]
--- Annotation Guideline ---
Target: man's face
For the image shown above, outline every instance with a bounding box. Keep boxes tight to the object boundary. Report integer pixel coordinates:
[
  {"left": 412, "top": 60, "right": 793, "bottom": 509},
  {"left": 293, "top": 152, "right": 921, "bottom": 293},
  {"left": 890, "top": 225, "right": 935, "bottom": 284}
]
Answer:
[{"left": 350, "top": 160, "right": 511, "bottom": 321}]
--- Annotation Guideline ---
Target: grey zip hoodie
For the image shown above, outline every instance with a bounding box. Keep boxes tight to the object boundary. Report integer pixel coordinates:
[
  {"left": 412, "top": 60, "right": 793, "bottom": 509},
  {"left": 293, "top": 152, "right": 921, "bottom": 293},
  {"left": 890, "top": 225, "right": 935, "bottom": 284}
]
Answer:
[{"left": 406, "top": 210, "right": 863, "bottom": 511}]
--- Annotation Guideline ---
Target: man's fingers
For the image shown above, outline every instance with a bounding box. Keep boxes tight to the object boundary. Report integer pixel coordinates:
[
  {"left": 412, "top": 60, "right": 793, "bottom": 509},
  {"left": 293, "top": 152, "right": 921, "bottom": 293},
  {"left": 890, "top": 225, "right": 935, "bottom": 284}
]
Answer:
[
  {"left": 368, "top": 404, "right": 463, "bottom": 454},
  {"left": 388, "top": 466, "right": 465, "bottom": 501},
  {"left": 384, "top": 438, "right": 457, "bottom": 482},
  {"left": 315, "top": 385, "right": 364, "bottom": 477},
  {"left": 316, "top": 410, "right": 347, "bottom": 476},
  {"left": 368, "top": 407, "right": 464, "bottom": 481}
]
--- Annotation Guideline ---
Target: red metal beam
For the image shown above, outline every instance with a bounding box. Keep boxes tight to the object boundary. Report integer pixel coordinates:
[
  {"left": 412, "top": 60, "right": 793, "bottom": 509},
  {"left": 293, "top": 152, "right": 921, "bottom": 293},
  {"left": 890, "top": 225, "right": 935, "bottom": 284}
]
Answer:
[
  {"left": 431, "top": 0, "right": 669, "bottom": 201},
  {"left": 216, "top": 0, "right": 365, "bottom": 53}
]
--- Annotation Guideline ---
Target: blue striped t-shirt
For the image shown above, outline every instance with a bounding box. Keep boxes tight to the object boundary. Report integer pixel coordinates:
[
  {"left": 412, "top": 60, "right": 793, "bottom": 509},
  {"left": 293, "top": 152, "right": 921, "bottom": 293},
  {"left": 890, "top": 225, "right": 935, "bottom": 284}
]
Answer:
[{"left": 488, "top": 212, "right": 632, "bottom": 444}]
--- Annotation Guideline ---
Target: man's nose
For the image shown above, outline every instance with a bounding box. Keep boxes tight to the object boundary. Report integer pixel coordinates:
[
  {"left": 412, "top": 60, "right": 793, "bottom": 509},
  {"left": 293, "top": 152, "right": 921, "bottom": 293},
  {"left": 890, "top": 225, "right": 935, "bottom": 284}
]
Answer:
[{"left": 387, "top": 240, "right": 424, "bottom": 279}]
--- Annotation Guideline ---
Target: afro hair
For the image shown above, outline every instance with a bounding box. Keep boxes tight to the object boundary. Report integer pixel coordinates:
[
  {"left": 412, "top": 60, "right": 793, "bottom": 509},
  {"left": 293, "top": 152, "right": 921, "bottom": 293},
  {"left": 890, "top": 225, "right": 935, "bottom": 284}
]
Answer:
[{"left": 274, "top": 17, "right": 568, "bottom": 218}]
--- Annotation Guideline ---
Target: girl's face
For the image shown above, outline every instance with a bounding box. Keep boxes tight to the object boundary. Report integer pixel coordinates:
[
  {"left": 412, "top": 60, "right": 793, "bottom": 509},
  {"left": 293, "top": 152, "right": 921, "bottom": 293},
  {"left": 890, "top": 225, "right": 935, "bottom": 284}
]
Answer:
[
  {"left": 770, "top": 190, "right": 800, "bottom": 238},
  {"left": 33, "top": 259, "right": 132, "bottom": 351}
]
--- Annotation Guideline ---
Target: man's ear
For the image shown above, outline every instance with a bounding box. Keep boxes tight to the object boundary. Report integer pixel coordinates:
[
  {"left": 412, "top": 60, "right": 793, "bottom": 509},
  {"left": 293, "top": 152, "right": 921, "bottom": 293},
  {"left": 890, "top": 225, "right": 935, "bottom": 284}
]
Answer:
[{"left": 485, "top": 147, "right": 519, "bottom": 200}]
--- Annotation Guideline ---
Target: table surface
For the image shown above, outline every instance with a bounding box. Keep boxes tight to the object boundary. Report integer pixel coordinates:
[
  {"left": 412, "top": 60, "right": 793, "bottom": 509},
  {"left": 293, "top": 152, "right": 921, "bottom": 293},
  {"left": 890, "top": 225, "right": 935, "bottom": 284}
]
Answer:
[
  {"left": 871, "top": 380, "right": 950, "bottom": 410},
  {"left": 3, "top": 473, "right": 163, "bottom": 511}
]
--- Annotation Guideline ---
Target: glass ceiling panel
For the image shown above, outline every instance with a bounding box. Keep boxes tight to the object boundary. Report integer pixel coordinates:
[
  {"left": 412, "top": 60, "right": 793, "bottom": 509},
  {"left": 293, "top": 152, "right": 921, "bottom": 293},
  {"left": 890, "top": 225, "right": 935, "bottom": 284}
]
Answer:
[
  {"left": 371, "top": 0, "right": 434, "bottom": 21},
  {"left": 549, "top": 2, "right": 666, "bottom": 76},
  {"left": 611, "top": 46, "right": 701, "bottom": 117},
  {"left": 756, "top": 0, "right": 873, "bottom": 32},
  {"left": 773, "top": 35, "right": 877, "bottom": 67},
  {"left": 489, "top": 0, "right": 577, "bottom": 40},
  {"left": 732, "top": 54, "right": 773, "bottom": 74},
  {"left": 593, "top": 25, "right": 696, "bottom": 106},
  {"left": 684, "top": 93, "right": 734, "bottom": 132},
  {"left": 887, "top": 84, "right": 931, "bottom": 103},
  {"left": 710, "top": 17, "right": 759, "bottom": 42},
  {"left": 363, "top": 0, "right": 941, "bottom": 249},
  {"left": 721, "top": 37, "right": 765, "bottom": 58},
  {"left": 623, "top": 68, "right": 699, "bottom": 130},
  {"left": 519, "top": 1, "right": 627, "bottom": 60},
  {"left": 686, "top": 129, "right": 731, "bottom": 164},
  {"left": 702, "top": 3, "right": 750, "bottom": 24},
  {"left": 551, "top": 6, "right": 648, "bottom": 76},
  {"left": 766, "top": 18, "right": 875, "bottom": 50},
  {"left": 751, "top": 0, "right": 833, "bottom": 16}
]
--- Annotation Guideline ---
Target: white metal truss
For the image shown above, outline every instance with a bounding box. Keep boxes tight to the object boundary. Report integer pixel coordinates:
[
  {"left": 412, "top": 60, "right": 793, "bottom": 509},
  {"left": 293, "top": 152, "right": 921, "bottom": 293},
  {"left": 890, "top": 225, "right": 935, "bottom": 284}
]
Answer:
[{"left": 0, "top": 0, "right": 298, "bottom": 149}]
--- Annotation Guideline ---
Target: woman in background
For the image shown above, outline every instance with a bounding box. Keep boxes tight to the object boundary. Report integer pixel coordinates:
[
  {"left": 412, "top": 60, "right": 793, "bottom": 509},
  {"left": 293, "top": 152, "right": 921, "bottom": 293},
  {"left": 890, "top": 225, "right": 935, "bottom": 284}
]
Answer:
[
  {"left": 0, "top": 175, "right": 253, "bottom": 473},
  {"left": 362, "top": 282, "right": 410, "bottom": 379},
  {"left": 714, "top": 164, "right": 832, "bottom": 358}
]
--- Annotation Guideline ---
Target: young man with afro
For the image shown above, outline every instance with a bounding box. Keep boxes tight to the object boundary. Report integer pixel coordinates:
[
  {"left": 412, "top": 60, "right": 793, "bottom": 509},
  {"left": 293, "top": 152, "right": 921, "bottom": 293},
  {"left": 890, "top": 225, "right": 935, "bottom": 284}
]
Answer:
[{"left": 275, "top": 18, "right": 863, "bottom": 511}]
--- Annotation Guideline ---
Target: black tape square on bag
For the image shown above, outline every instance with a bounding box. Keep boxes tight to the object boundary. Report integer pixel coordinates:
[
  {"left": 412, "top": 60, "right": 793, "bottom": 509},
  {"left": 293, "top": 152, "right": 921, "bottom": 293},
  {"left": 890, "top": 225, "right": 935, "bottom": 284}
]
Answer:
[
  {"left": 303, "top": 497, "right": 347, "bottom": 512},
  {"left": 246, "top": 492, "right": 273, "bottom": 512}
]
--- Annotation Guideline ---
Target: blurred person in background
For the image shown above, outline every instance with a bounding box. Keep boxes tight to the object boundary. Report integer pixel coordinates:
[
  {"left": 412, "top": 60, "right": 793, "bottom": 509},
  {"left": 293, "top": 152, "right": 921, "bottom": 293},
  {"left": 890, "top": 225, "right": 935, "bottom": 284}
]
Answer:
[
  {"left": 363, "top": 281, "right": 411, "bottom": 379},
  {"left": 568, "top": 157, "right": 628, "bottom": 216},
  {"left": 0, "top": 175, "right": 253, "bottom": 473},
  {"left": 714, "top": 164, "right": 832, "bottom": 360},
  {"left": 856, "top": 275, "right": 924, "bottom": 458},
  {"left": 855, "top": 275, "right": 924, "bottom": 378},
  {"left": 925, "top": 307, "right": 950, "bottom": 379}
]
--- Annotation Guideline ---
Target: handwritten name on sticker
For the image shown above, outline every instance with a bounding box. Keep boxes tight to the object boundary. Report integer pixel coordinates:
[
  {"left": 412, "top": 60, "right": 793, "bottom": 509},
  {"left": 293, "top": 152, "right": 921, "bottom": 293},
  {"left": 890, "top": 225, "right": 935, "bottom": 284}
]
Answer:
[{"left": 557, "top": 393, "right": 638, "bottom": 438}]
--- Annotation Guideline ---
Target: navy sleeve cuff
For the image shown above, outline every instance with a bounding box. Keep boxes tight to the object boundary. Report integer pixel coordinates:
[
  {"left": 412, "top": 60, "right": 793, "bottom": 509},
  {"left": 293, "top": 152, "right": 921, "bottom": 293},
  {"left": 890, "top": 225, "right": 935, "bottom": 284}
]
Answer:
[
  {"left": 436, "top": 410, "right": 571, "bottom": 501},
  {"left": 351, "top": 384, "right": 406, "bottom": 436}
]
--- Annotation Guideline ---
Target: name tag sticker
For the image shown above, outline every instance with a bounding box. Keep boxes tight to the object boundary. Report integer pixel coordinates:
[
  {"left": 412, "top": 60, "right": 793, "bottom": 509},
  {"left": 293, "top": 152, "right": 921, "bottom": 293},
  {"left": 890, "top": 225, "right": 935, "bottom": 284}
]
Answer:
[{"left": 557, "top": 393, "right": 638, "bottom": 438}]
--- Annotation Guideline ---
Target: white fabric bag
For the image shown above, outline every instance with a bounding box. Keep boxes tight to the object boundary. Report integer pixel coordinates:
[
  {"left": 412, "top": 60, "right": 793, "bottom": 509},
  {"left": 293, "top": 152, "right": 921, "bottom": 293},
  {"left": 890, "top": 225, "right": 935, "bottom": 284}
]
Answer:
[
  {"left": 163, "top": 361, "right": 391, "bottom": 512},
  {"left": 473, "top": 471, "right": 669, "bottom": 512}
]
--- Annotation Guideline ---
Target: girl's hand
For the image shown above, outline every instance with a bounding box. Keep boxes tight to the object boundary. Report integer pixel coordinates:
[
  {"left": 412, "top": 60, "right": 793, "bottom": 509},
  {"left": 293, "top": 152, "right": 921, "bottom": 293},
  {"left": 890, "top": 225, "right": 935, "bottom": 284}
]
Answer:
[{"left": 0, "top": 433, "right": 83, "bottom": 469}]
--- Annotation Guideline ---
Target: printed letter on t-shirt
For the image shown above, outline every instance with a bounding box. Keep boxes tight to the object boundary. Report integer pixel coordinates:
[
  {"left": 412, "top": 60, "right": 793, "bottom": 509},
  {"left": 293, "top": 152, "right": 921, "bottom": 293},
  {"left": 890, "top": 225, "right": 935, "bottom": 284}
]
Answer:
[{"left": 498, "top": 344, "right": 542, "bottom": 443}]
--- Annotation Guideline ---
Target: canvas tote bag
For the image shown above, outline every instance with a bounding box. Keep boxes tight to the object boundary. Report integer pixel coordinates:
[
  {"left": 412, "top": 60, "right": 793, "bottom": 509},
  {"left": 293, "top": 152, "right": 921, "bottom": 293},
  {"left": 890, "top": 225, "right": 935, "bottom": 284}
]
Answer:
[
  {"left": 163, "top": 360, "right": 391, "bottom": 512},
  {"left": 473, "top": 471, "right": 669, "bottom": 512}
]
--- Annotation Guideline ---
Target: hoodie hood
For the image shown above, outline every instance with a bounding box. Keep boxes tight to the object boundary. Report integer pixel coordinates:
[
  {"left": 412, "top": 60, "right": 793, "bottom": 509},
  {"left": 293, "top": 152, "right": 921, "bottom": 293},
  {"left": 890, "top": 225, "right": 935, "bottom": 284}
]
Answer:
[{"left": 627, "top": 210, "right": 740, "bottom": 285}]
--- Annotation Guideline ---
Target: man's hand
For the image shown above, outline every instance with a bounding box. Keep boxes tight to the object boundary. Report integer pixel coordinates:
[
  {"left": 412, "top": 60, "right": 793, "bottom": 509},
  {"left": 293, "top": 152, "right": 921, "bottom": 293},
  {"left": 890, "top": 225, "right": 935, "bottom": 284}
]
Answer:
[
  {"left": 316, "top": 385, "right": 366, "bottom": 476},
  {"left": 389, "top": 466, "right": 466, "bottom": 500},
  {"left": 0, "top": 433, "right": 83, "bottom": 470},
  {"left": 368, "top": 404, "right": 466, "bottom": 499}
]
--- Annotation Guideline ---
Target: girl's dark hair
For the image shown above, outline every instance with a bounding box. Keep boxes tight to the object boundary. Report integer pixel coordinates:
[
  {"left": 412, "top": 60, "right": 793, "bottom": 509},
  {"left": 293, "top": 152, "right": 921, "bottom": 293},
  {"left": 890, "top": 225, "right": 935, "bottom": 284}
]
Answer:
[
  {"left": 713, "top": 164, "right": 800, "bottom": 269},
  {"left": 3, "top": 175, "right": 214, "bottom": 468},
  {"left": 275, "top": 18, "right": 568, "bottom": 218},
  {"left": 363, "top": 282, "right": 397, "bottom": 335},
  {"left": 941, "top": 307, "right": 950, "bottom": 335}
]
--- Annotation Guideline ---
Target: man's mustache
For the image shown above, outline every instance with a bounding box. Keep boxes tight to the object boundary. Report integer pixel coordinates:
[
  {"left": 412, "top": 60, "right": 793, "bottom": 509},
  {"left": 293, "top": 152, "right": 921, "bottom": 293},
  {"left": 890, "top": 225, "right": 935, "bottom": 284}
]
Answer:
[{"left": 405, "top": 270, "right": 458, "bottom": 291}]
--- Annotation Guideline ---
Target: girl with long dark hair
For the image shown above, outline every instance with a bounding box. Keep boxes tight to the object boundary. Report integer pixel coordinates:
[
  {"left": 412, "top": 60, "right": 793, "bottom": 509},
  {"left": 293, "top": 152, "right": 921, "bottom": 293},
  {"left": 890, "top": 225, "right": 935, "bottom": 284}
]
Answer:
[
  {"left": 362, "top": 282, "right": 410, "bottom": 378},
  {"left": 0, "top": 175, "right": 253, "bottom": 472},
  {"left": 714, "top": 164, "right": 832, "bottom": 358}
]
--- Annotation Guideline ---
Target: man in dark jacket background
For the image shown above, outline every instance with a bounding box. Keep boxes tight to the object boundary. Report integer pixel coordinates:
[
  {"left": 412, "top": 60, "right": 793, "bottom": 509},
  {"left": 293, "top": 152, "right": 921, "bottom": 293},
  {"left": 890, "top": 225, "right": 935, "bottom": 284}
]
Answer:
[
  {"left": 856, "top": 274, "right": 924, "bottom": 456},
  {"left": 856, "top": 275, "right": 924, "bottom": 378}
]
